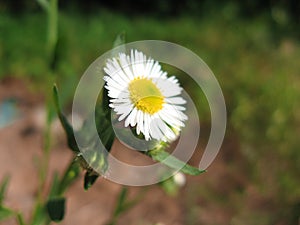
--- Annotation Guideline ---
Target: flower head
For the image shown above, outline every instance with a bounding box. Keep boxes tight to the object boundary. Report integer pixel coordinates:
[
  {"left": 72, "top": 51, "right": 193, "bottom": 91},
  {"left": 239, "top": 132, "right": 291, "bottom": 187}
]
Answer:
[{"left": 104, "top": 50, "right": 187, "bottom": 142}]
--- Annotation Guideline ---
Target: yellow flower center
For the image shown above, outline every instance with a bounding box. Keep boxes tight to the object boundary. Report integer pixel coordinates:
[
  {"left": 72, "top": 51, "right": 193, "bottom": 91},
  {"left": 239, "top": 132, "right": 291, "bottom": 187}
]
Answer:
[{"left": 128, "top": 78, "right": 164, "bottom": 114}]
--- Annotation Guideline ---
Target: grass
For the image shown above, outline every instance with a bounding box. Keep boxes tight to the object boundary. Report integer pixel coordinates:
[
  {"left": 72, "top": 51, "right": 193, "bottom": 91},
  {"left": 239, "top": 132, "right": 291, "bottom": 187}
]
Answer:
[{"left": 0, "top": 9, "right": 299, "bottom": 224}]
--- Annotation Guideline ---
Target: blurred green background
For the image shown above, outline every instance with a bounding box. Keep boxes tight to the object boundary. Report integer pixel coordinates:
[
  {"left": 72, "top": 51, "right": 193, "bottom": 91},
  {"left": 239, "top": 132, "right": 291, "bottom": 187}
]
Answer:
[{"left": 0, "top": 0, "right": 299, "bottom": 224}]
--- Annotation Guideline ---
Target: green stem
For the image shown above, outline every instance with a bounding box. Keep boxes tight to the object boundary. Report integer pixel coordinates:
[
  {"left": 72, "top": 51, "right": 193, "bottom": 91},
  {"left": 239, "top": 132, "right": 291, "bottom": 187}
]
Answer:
[
  {"left": 36, "top": 0, "right": 58, "bottom": 68},
  {"left": 30, "top": 103, "right": 54, "bottom": 225},
  {"left": 57, "top": 158, "right": 80, "bottom": 196},
  {"left": 47, "top": 0, "right": 58, "bottom": 64},
  {"left": 16, "top": 212, "right": 26, "bottom": 225},
  {"left": 36, "top": 102, "right": 53, "bottom": 203},
  {"left": 106, "top": 187, "right": 128, "bottom": 225},
  {"left": 36, "top": 0, "right": 50, "bottom": 12},
  {"left": 106, "top": 187, "right": 149, "bottom": 225}
]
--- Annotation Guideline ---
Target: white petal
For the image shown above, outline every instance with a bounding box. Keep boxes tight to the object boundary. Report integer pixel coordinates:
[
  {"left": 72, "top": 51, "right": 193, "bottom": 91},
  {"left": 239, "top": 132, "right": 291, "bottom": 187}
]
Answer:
[
  {"left": 150, "top": 115, "right": 165, "bottom": 140},
  {"left": 138, "top": 111, "right": 145, "bottom": 134},
  {"left": 136, "top": 110, "right": 142, "bottom": 134},
  {"left": 116, "top": 105, "right": 133, "bottom": 121},
  {"left": 157, "top": 110, "right": 185, "bottom": 128},
  {"left": 165, "top": 97, "right": 186, "bottom": 105},
  {"left": 129, "top": 107, "right": 138, "bottom": 126},
  {"left": 163, "top": 104, "right": 188, "bottom": 121},
  {"left": 125, "top": 107, "right": 137, "bottom": 127},
  {"left": 143, "top": 114, "right": 151, "bottom": 140},
  {"left": 156, "top": 117, "right": 176, "bottom": 140}
]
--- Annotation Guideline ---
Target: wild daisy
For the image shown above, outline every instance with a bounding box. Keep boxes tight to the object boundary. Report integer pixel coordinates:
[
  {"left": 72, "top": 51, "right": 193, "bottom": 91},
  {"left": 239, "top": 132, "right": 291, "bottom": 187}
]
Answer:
[{"left": 103, "top": 50, "right": 187, "bottom": 142}]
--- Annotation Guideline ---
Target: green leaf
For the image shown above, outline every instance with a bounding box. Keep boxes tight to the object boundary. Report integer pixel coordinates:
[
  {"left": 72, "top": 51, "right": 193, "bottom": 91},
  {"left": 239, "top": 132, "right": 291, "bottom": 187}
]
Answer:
[
  {"left": 31, "top": 202, "right": 48, "bottom": 225},
  {"left": 159, "top": 175, "right": 181, "bottom": 196},
  {"left": 16, "top": 213, "right": 26, "bottom": 225},
  {"left": 114, "top": 187, "right": 127, "bottom": 216},
  {"left": 54, "top": 63, "right": 116, "bottom": 191},
  {"left": 0, "top": 206, "right": 14, "bottom": 221},
  {"left": 96, "top": 91, "right": 115, "bottom": 151},
  {"left": 48, "top": 172, "right": 60, "bottom": 198},
  {"left": 84, "top": 171, "right": 99, "bottom": 191},
  {"left": 53, "top": 84, "right": 79, "bottom": 153},
  {"left": 75, "top": 90, "right": 114, "bottom": 185},
  {"left": 113, "top": 32, "right": 125, "bottom": 48},
  {"left": 64, "top": 92, "right": 114, "bottom": 191},
  {"left": 107, "top": 187, "right": 128, "bottom": 225},
  {"left": 147, "top": 149, "right": 206, "bottom": 175},
  {"left": 76, "top": 112, "right": 111, "bottom": 179},
  {"left": 46, "top": 197, "right": 65, "bottom": 222},
  {"left": 0, "top": 176, "right": 9, "bottom": 205},
  {"left": 36, "top": 0, "right": 50, "bottom": 12},
  {"left": 111, "top": 32, "right": 126, "bottom": 57},
  {"left": 58, "top": 160, "right": 81, "bottom": 195}
]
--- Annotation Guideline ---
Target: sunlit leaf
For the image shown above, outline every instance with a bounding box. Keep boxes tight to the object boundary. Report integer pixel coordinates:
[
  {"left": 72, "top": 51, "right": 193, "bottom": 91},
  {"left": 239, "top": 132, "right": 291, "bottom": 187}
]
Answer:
[{"left": 147, "top": 148, "right": 205, "bottom": 175}]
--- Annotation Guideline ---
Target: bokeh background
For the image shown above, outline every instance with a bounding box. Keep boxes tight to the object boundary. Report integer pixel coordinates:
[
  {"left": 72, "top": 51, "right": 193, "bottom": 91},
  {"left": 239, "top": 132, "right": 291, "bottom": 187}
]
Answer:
[{"left": 0, "top": 0, "right": 299, "bottom": 225}]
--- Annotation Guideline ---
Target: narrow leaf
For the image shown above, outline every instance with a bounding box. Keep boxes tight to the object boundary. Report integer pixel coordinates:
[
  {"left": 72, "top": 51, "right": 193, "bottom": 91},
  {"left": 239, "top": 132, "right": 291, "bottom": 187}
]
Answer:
[
  {"left": 114, "top": 187, "right": 127, "bottom": 216},
  {"left": 111, "top": 32, "right": 126, "bottom": 57},
  {"left": 0, "top": 176, "right": 9, "bottom": 205},
  {"left": 147, "top": 149, "right": 206, "bottom": 175},
  {"left": 0, "top": 206, "right": 14, "bottom": 221},
  {"left": 30, "top": 202, "right": 50, "bottom": 225},
  {"left": 107, "top": 187, "right": 128, "bottom": 225},
  {"left": 113, "top": 32, "right": 125, "bottom": 48},
  {"left": 16, "top": 213, "right": 26, "bottom": 225},
  {"left": 53, "top": 84, "right": 79, "bottom": 153},
  {"left": 58, "top": 160, "right": 80, "bottom": 195},
  {"left": 48, "top": 172, "right": 60, "bottom": 198},
  {"left": 30, "top": 202, "right": 48, "bottom": 225},
  {"left": 95, "top": 97, "right": 115, "bottom": 151}
]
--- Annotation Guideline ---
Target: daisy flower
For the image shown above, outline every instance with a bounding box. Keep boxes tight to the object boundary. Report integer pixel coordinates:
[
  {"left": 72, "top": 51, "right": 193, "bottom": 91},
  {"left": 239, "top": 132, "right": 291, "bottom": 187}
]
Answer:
[{"left": 103, "top": 50, "right": 187, "bottom": 142}]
